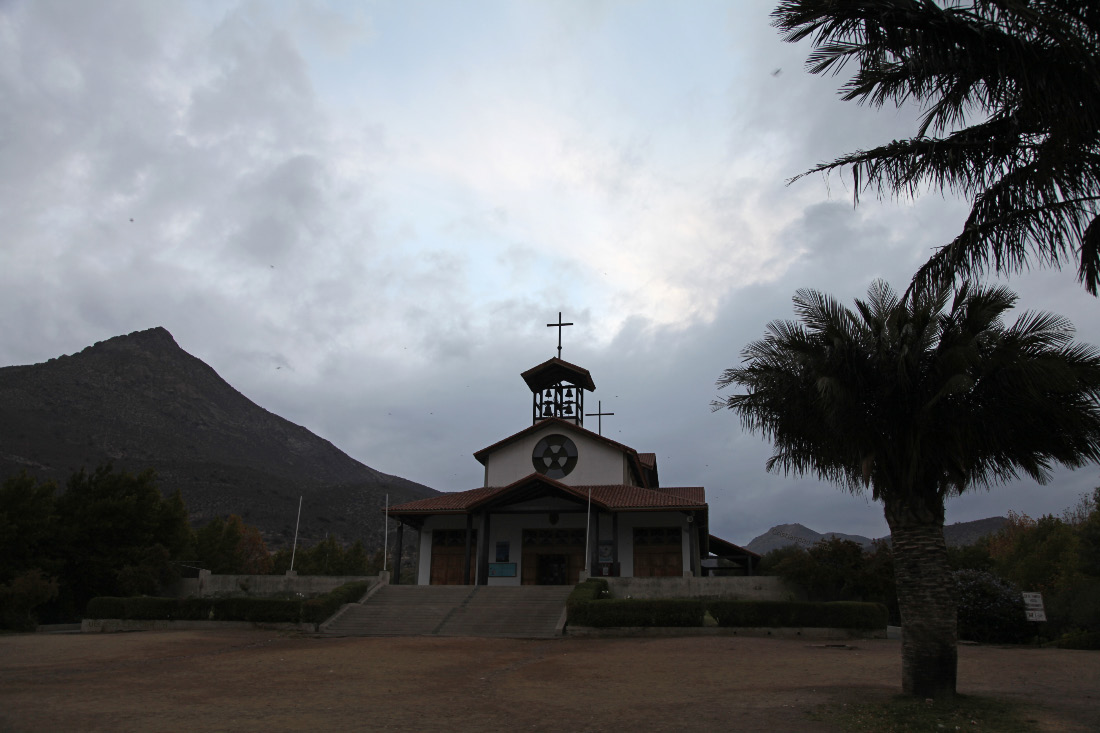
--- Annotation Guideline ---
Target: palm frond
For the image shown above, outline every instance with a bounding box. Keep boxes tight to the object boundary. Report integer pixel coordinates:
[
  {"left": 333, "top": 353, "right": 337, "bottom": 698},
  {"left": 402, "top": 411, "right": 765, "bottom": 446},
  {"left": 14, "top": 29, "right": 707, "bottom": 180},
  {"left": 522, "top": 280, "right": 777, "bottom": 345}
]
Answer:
[{"left": 775, "top": 0, "right": 1100, "bottom": 293}]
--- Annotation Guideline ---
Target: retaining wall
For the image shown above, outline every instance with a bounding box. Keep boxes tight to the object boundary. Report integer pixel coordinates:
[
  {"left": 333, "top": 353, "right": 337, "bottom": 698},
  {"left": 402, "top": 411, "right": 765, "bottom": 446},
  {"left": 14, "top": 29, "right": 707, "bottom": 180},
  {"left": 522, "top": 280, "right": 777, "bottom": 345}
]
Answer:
[
  {"left": 81, "top": 619, "right": 316, "bottom": 633},
  {"left": 165, "top": 571, "right": 382, "bottom": 599},
  {"left": 565, "top": 626, "right": 885, "bottom": 639},
  {"left": 605, "top": 576, "right": 802, "bottom": 601}
]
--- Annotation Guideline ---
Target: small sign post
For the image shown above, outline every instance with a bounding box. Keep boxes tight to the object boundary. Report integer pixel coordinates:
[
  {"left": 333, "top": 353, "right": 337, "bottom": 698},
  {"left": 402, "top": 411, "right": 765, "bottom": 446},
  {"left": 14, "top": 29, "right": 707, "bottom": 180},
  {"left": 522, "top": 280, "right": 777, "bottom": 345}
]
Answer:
[{"left": 1022, "top": 592, "right": 1047, "bottom": 622}]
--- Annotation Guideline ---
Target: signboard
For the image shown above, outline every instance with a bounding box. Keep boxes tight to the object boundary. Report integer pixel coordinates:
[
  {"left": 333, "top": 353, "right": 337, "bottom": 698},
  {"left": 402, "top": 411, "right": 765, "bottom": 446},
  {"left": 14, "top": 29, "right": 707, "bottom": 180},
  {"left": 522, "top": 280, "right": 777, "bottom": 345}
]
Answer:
[
  {"left": 488, "top": 563, "right": 516, "bottom": 578},
  {"left": 1022, "top": 592, "right": 1047, "bottom": 622}
]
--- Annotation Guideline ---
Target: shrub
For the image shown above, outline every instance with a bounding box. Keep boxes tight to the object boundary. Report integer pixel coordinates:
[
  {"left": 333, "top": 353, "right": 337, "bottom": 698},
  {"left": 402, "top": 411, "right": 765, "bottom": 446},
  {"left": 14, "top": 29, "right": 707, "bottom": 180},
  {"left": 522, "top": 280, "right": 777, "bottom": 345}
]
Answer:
[
  {"left": 568, "top": 598, "right": 704, "bottom": 628},
  {"left": 1056, "top": 630, "right": 1100, "bottom": 650},
  {"left": 84, "top": 582, "right": 371, "bottom": 625},
  {"left": 706, "top": 600, "right": 887, "bottom": 629},
  {"left": 953, "top": 569, "right": 1031, "bottom": 644},
  {"left": 302, "top": 581, "right": 371, "bottom": 623},
  {"left": 85, "top": 596, "right": 127, "bottom": 620},
  {"left": 567, "top": 578, "right": 608, "bottom": 606},
  {"left": 217, "top": 597, "right": 302, "bottom": 623},
  {"left": 0, "top": 569, "right": 59, "bottom": 631}
]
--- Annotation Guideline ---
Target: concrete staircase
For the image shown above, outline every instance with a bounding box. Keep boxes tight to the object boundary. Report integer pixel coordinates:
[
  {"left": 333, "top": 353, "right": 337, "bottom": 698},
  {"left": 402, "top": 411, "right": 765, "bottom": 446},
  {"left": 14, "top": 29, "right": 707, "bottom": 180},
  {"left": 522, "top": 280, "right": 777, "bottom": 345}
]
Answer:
[{"left": 323, "top": 585, "right": 572, "bottom": 638}]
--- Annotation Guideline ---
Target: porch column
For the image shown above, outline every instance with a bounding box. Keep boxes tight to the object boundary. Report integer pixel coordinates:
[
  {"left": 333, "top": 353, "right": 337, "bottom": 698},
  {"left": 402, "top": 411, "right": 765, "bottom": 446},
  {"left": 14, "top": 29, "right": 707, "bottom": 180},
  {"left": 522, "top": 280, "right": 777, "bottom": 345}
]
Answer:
[
  {"left": 611, "top": 513, "right": 619, "bottom": 564},
  {"left": 393, "top": 522, "right": 404, "bottom": 585},
  {"left": 476, "top": 511, "right": 491, "bottom": 585},
  {"left": 462, "top": 513, "right": 473, "bottom": 585},
  {"left": 688, "top": 513, "right": 699, "bottom": 577},
  {"left": 589, "top": 512, "right": 599, "bottom": 573}
]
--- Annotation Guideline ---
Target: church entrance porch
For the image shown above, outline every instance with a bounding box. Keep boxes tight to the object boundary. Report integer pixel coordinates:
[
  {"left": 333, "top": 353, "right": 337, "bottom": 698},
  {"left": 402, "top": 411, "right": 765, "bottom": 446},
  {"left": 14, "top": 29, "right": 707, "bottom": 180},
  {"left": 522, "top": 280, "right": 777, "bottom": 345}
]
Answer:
[
  {"left": 536, "top": 554, "right": 568, "bottom": 585},
  {"left": 522, "top": 528, "right": 585, "bottom": 585},
  {"left": 430, "top": 529, "right": 477, "bottom": 585}
]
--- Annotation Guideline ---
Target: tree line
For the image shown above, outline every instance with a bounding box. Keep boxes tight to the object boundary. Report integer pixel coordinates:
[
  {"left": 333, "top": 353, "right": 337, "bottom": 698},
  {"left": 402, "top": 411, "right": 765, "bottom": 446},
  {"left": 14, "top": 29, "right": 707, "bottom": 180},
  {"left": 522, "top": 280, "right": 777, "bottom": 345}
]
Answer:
[
  {"left": 0, "top": 465, "right": 386, "bottom": 630},
  {"left": 761, "top": 488, "right": 1100, "bottom": 647}
]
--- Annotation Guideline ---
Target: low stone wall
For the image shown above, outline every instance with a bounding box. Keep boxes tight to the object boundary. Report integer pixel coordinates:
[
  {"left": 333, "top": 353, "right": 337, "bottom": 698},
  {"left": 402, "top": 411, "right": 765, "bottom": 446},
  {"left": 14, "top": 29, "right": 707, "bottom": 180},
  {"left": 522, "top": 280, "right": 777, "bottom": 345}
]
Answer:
[
  {"left": 605, "top": 576, "right": 802, "bottom": 601},
  {"left": 165, "top": 571, "right": 382, "bottom": 599},
  {"left": 81, "top": 619, "right": 316, "bottom": 633},
  {"left": 565, "top": 626, "right": 885, "bottom": 640}
]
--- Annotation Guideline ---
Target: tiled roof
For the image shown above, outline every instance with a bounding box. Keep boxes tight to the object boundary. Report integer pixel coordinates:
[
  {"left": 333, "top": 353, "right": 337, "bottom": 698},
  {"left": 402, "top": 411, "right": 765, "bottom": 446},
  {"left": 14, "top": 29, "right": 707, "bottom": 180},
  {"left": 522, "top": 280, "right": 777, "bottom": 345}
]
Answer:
[
  {"left": 637, "top": 453, "right": 656, "bottom": 468},
  {"left": 585, "top": 485, "right": 705, "bottom": 510},
  {"left": 389, "top": 475, "right": 706, "bottom": 515},
  {"left": 653, "top": 486, "right": 704, "bottom": 503},
  {"left": 708, "top": 534, "right": 761, "bottom": 559},
  {"left": 389, "top": 486, "right": 506, "bottom": 513}
]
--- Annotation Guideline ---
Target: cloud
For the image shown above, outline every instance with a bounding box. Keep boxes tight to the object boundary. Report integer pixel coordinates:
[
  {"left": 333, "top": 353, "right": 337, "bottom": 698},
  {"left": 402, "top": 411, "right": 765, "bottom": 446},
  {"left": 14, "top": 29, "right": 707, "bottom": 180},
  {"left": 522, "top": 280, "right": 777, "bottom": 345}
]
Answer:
[{"left": 3, "top": 0, "right": 1098, "bottom": 547}]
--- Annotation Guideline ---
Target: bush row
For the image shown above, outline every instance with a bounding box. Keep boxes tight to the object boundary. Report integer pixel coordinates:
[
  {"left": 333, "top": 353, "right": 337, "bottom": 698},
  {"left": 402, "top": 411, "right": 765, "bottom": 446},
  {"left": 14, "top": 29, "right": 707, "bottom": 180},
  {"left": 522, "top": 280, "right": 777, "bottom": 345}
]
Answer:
[
  {"left": 706, "top": 600, "right": 888, "bottom": 629},
  {"left": 86, "top": 581, "right": 371, "bottom": 625},
  {"left": 566, "top": 581, "right": 887, "bottom": 630}
]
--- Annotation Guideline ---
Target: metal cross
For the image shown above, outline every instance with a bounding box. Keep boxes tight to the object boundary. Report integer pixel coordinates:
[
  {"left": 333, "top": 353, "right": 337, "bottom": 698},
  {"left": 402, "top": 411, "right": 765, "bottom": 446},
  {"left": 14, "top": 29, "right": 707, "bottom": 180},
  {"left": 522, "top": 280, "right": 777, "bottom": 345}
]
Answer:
[
  {"left": 546, "top": 311, "right": 573, "bottom": 358},
  {"left": 585, "top": 400, "right": 615, "bottom": 435}
]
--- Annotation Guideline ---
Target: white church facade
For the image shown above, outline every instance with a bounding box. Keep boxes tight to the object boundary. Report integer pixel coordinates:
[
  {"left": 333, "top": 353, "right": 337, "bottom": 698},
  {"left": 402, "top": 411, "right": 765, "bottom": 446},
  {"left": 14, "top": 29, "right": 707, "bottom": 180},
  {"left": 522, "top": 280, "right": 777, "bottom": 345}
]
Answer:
[{"left": 388, "top": 351, "right": 727, "bottom": 586}]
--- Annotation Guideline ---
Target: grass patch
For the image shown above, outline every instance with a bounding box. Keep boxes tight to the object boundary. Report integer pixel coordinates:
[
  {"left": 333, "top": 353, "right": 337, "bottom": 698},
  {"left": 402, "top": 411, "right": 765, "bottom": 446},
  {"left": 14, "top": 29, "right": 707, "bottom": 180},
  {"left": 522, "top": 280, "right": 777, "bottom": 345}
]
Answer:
[{"left": 813, "top": 694, "right": 1040, "bottom": 732}]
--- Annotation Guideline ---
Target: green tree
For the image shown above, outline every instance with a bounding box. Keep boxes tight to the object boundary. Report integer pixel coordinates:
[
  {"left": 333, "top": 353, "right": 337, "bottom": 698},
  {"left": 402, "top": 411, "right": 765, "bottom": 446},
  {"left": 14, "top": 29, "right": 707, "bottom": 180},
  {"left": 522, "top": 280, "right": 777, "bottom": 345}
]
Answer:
[
  {"left": 773, "top": 0, "right": 1100, "bottom": 293},
  {"left": 767, "top": 538, "right": 899, "bottom": 621},
  {"left": 54, "top": 465, "right": 193, "bottom": 617},
  {"left": 0, "top": 472, "right": 58, "bottom": 584},
  {"left": 715, "top": 280, "right": 1100, "bottom": 697},
  {"left": 195, "top": 515, "right": 271, "bottom": 575}
]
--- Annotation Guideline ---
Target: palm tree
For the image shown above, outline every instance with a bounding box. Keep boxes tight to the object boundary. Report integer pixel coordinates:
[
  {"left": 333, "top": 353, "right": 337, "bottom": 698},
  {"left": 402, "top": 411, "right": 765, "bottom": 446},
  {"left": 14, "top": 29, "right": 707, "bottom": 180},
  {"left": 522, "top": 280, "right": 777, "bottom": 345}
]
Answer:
[
  {"left": 772, "top": 0, "right": 1100, "bottom": 293},
  {"left": 714, "top": 280, "right": 1100, "bottom": 697}
]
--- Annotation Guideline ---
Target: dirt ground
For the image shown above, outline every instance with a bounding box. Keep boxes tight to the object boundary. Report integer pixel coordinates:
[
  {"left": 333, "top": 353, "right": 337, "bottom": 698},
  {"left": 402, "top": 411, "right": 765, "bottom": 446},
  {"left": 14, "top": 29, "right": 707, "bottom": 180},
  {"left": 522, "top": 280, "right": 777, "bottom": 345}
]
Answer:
[{"left": 0, "top": 630, "right": 1096, "bottom": 732}]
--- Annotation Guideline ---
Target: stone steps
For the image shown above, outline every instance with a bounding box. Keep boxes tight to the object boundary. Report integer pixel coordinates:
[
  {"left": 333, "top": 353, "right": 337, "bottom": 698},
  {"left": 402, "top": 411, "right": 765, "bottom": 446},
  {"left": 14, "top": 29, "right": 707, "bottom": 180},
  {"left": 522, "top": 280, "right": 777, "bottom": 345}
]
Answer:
[{"left": 323, "top": 585, "right": 572, "bottom": 638}]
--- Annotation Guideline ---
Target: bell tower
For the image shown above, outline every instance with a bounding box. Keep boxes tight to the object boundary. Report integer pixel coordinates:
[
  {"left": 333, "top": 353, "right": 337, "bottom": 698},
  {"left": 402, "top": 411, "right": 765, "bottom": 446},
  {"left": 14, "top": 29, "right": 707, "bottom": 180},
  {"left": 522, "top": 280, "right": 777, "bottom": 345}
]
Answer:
[
  {"left": 521, "top": 312, "right": 595, "bottom": 427},
  {"left": 521, "top": 357, "right": 595, "bottom": 427}
]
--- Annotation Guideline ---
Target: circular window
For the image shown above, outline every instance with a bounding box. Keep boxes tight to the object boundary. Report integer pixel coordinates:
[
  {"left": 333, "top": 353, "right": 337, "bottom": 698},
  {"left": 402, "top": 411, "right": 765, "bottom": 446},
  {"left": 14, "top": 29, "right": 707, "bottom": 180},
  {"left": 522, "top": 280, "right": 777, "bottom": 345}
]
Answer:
[{"left": 532, "top": 434, "right": 578, "bottom": 479}]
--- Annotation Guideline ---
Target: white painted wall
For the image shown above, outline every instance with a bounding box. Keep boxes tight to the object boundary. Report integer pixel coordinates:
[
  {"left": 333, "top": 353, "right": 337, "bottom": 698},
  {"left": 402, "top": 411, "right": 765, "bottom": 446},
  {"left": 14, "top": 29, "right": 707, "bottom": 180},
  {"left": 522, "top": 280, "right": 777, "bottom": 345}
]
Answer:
[{"left": 484, "top": 424, "right": 630, "bottom": 487}]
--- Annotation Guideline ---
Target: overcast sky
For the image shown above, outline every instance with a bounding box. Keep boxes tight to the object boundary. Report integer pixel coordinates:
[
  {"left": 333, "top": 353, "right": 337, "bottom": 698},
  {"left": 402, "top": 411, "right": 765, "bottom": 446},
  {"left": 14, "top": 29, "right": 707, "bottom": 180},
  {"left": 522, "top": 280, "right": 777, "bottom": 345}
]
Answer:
[{"left": 3, "top": 0, "right": 1098, "bottom": 545}]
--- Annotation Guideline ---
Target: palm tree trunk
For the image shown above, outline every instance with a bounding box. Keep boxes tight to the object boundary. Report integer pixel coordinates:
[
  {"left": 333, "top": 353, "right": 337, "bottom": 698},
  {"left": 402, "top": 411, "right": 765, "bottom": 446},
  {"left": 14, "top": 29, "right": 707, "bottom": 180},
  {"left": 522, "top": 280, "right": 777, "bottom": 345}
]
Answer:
[{"left": 885, "top": 496, "right": 957, "bottom": 698}]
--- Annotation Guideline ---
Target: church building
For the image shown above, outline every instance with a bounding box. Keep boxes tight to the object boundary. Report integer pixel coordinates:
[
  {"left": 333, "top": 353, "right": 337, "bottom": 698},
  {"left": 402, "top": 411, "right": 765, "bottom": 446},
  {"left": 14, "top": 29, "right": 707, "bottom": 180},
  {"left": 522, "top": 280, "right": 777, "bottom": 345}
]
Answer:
[{"left": 388, "top": 318, "right": 716, "bottom": 586}]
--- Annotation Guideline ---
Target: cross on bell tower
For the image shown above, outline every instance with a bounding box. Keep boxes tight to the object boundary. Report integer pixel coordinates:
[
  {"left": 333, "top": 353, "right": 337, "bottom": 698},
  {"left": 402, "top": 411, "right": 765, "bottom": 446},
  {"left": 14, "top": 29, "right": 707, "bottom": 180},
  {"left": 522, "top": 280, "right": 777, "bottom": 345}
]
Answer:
[{"left": 547, "top": 312, "right": 573, "bottom": 359}]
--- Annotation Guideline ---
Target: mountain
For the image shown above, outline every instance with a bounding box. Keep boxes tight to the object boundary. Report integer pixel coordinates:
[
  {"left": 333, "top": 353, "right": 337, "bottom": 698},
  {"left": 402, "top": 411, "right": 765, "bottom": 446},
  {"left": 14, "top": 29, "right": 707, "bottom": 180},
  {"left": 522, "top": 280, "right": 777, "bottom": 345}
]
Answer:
[
  {"left": 746, "top": 517, "right": 1008, "bottom": 555},
  {"left": 0, "top": 327, "right": 438, "bottom": 548},
  {"left": 746, "top": 523, "right": 874, "bottom": 555}
]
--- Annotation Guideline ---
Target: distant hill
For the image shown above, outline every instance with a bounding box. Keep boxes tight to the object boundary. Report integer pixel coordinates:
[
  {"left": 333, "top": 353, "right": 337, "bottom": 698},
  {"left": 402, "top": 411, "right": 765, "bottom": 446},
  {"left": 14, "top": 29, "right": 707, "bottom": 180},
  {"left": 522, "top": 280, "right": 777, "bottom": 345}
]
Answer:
[
  {"left": 746, "top": 517, "right": 1008, "bottom": 554},
  {"left": 746, "top": 523, "right": 874, "bottom": 555},
  {"left": 0, "top": 327, "right": 438, "bottom": 548}
]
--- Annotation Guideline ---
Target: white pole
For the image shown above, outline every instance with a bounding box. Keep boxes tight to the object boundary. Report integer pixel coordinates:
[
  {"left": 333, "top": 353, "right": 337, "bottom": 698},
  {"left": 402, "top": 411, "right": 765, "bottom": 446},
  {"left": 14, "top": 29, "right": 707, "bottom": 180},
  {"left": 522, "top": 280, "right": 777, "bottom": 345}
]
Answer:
[
  {"left": 584, "top": 487, "right": 592, "bottom": 574},
  {"left": 383, "top": 494, "right": 389, "bottom": 572},
  {"left": 289, "top": 496, "right": 303, "bottom": 573}
]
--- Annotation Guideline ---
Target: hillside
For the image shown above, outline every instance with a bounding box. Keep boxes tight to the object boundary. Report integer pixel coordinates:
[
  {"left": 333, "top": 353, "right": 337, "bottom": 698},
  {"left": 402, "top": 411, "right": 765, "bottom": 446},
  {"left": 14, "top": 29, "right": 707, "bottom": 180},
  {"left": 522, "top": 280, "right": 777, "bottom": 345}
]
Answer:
[
  {"left": 746, "top": 517, "right": 1009, "bottom": 554},
  {"left": 0, "top": 327, "right": 437, "bottom": 548}
]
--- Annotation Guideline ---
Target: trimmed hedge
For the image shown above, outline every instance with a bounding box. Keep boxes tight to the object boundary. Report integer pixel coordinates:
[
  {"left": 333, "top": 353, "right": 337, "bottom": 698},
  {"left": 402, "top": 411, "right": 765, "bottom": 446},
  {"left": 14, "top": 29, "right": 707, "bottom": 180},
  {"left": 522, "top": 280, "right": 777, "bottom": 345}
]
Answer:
[
  {"left": 570, "top": 598, "right": 705, "bottom": 628},
  {"left": 567, "top": 581, "right": 703, "bottom": 627},
  {"left": 567, "top": 578, "right": 609, "bottom": 607},
  {"left": 85, "top": 581, "right": 372, "bottom": 625},
  {"left": 706, "top": 600, "right": 888, "bottom": 630},
  {"left": 564, "top": 581, "right": 887, "bottom": 630}
]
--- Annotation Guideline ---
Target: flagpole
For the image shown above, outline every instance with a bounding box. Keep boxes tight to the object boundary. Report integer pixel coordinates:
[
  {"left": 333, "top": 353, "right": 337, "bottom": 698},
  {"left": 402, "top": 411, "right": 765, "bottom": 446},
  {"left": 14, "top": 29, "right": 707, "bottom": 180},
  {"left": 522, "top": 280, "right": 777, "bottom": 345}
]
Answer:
[
  {"left": 584, "top": 487, "right": 592, "bottom": 575},
  {"left": 289, "top": 495, "right": 303, "bottom": 573}
]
